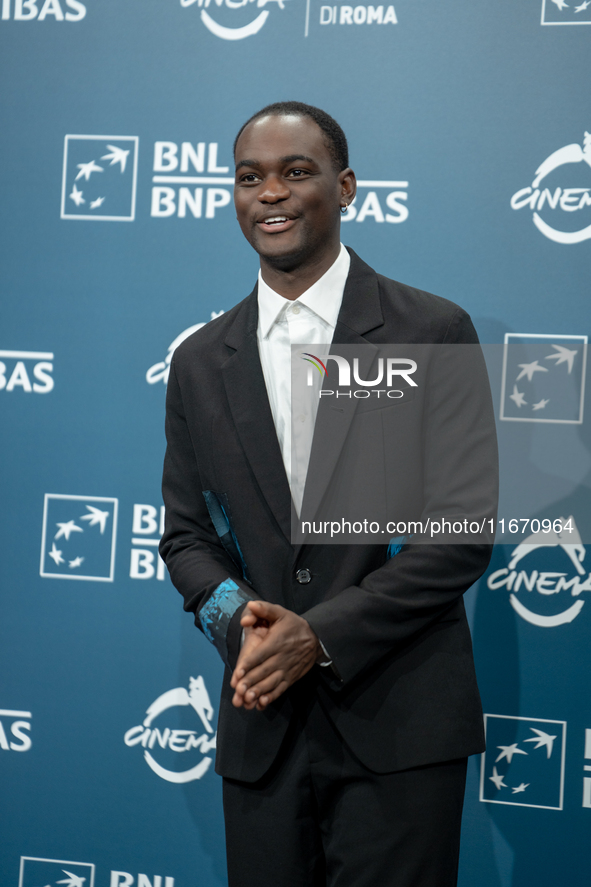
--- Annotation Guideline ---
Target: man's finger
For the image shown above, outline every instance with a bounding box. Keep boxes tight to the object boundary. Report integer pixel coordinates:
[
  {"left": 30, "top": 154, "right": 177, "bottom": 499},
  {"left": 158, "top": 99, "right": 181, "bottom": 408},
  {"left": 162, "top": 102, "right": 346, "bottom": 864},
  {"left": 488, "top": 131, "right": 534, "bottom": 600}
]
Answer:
[
  {"left": 240, "top": 611, "right": 258, "bottom": 627},
  {"left": 231, "top": 671, "right": 282, "bottom": 709},
  {"left": 246, "top": 599, "right": 284, "bottom": 621},
  {"left": 233, "top": 648, "right": 284, "bottom": 692},
  {"left": 256, "top": 680, "right": 290, "bottom": 710},
  {"left": 232, "top": 614, "right": 314, "bottom": 687},
  {"left": 230, "top": 626, "right": 268, "bottom": 689},
  {"left": 241, "top": 670, "right": 285, "bottom": 706},
  {"left": 235, "top": 656, "right": 283, "bottom": 697},
  {"left": 232, "top": 630, "right": 286, "bottom": 676},
  {"left": 232, "top": 672, "right": 290, "bottom": 709}
]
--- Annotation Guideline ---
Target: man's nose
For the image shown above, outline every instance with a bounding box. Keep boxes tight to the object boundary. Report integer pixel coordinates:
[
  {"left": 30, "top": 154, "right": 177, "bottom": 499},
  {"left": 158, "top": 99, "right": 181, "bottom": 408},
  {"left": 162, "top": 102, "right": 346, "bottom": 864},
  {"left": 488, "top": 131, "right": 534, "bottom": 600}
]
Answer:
[{"left": 258, "top": 175, "right": 290, "bottom": 203}]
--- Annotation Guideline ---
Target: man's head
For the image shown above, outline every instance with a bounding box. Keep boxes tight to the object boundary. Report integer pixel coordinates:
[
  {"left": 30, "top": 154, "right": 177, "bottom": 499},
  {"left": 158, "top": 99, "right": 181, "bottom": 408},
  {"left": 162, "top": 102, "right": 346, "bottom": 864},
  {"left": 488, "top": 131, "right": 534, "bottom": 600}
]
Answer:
[
  {"left": 233, "top": 102, "right": 356, "bottom": 275},
  {"left": 233, "top": 101, "right": 349, "bottom": 173}
]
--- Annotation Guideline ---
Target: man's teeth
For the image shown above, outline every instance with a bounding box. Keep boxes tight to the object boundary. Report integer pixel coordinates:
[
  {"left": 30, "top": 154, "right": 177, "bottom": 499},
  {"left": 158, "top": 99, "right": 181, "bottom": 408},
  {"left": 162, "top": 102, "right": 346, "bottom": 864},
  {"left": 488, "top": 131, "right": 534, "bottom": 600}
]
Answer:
[{"left": 264, "top": 217, "right": 288, "bottom": 224}]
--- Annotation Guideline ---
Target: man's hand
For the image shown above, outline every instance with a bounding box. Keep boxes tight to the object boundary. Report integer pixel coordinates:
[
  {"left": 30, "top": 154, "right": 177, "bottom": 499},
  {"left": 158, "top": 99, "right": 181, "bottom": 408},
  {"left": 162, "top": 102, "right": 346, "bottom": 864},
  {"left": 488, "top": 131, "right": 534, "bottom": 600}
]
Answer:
[
  {"left": 230, "top": 600, "right": 322, "bottom": 711},
  {"left": 238, "top": 612, "right": 271, "bottom": 676}
]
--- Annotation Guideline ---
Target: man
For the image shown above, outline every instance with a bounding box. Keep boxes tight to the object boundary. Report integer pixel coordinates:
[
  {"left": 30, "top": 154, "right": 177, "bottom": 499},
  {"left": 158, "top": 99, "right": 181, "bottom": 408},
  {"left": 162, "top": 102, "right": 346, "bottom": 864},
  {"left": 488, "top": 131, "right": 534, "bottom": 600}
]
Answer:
[{"left": 160, "top": 101, "right": 497, "bottom": 887}]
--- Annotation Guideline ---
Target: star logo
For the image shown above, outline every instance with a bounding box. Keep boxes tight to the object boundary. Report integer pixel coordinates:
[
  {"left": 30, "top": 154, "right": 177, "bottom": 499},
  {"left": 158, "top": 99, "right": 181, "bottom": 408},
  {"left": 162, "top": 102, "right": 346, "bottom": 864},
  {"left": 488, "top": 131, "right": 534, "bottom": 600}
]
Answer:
[
  {"left": 524, "top": 728, "right": 557, "bottom": 758},
  {"left": 48, "top": 543, "right": 64, "bottom": 565},
  {"left": 69, "top": 183, "right": 85, "bottom": 206},
  {"left": 501, "top": 334, "right": 587, "bottom": 424},
  {"left": 509, "top": 385, "right": 527, "bottom": 407},
  {"left": 489, "top": 766, "right": 507, "bottom": 790},
  {"left": 532, "top": 398, "right": 549, "bottom": 411},
  {"left": 81, "top": 505, "right": 110, "bottom": 533},
  {"left": 75, "top": 160, "right": 103, "bottom": 181},
  {"left": 480, "top": 714, "right": 566, "bottom": 809},
  {"left": 61, "top": 135, "right": 139, "bottom": 222},
  {"left": 543, "top": 0, "right": 591, "bottom": 17},
  {"left": 40, "top": 494, "right": 118, "bottom": 582},
  {"left": 55, "top": 520, "right": 83, "bottom": 541},
  {"left": 495, "top": 743, "right": 528, "bottom": 764},
  {"left": 18, "top": 857, "right": 95, "bottom": 887},
  {"left": 101, "top": 144, "right": 130, "bottom": 172},
  {"left": 516, "top": 360, "right": 548, "bottom": 382},
  {"left": 545, "top": 344, "right": 578, "bottom": 373},
  {"left": 57, "top": 872, "right": 87, "bottom": 887}
]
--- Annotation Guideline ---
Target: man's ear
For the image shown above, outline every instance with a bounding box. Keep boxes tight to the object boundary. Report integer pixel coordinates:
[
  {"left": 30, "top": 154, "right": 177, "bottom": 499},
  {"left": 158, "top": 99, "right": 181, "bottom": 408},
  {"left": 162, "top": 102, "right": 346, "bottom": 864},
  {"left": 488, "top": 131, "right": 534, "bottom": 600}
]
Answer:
[{"left": 339, "top": 168, "right": 357, "bottom": 207}]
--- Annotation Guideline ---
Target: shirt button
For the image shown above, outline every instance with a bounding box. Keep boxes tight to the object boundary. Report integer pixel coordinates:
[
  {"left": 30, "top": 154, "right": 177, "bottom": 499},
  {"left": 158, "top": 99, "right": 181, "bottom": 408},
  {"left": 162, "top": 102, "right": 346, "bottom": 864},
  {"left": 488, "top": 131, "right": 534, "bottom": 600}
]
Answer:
[
  {"left": 299, "top": 414, "right": 306, "bottom": 422},
  {"left": 291, "top": 304, "right": 301, "bottom": 315},
  {"left": 296, "top": 568, "right": 312, "bottom": 584}
]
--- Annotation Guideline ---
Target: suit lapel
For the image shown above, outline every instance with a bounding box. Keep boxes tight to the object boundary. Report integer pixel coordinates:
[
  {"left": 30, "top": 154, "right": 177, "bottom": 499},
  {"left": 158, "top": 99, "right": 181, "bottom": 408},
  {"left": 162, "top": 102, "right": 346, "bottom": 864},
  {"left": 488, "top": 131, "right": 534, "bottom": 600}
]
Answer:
[
  {"left": 221, "top": 288, "right": 293, "bottom": 542},
  {"left": 221, "top": 251, "right": 385, "bottom": 550},
  {"left": 299, "top": 249, "right": 385, "bottom": 537},
  {"left": 336, "top": 247, "right": 385, "bottom": 337}
]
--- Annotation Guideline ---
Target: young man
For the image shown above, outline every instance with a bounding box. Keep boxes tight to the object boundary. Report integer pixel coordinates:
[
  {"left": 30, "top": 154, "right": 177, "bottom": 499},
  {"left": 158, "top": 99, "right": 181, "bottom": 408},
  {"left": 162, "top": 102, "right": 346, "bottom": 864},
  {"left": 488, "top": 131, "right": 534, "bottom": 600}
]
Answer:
[{"left": 160, "top": 101, "right": 497, "bottom": 887}]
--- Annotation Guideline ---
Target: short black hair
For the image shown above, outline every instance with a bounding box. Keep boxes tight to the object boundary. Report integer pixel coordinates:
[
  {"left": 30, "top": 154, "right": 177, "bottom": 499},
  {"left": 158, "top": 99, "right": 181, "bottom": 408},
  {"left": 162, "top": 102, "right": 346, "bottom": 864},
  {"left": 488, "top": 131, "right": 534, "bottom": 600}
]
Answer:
[{"left": 233, "top": 101, "right": 349, "bottom": 172}]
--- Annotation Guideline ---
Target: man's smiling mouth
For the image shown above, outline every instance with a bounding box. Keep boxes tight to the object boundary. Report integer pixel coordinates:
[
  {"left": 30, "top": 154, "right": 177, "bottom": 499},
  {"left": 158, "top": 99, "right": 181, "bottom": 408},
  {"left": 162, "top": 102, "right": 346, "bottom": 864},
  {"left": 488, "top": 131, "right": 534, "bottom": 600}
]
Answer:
[{"left": 257, "top": 215, "right": 297, "bottom": 233}]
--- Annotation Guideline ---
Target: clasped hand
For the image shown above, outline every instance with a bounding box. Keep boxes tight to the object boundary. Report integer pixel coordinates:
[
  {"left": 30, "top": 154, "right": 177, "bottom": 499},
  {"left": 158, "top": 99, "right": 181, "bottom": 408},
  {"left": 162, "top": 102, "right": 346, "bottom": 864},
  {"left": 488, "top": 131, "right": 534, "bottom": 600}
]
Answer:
[{"left": 230, "top": 600, "right": 322, "bottom": 711}]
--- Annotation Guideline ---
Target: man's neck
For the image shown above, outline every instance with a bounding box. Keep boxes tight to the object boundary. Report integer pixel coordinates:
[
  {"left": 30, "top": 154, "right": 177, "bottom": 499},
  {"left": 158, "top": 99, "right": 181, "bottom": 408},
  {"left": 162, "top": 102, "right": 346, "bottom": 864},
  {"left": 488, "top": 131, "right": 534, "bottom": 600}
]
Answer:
[{"left": 259, "top": 241, "right": 341, "bottom": 301}]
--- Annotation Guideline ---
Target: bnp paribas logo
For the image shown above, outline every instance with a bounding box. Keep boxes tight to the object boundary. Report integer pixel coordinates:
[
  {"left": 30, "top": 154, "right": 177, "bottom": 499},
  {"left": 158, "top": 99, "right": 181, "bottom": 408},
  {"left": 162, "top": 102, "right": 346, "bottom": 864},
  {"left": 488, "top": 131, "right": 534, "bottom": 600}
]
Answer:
[{"left": 60, "top": 135, "right": 139, "bottom": 221}]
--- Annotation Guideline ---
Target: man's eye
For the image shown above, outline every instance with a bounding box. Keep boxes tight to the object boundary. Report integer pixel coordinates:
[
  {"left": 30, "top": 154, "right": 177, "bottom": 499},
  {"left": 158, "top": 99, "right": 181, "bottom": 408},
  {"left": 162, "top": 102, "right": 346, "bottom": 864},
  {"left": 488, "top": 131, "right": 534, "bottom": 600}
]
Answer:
[
  {"left": 239, "top": 173, "right": 259, "bottom": 183},
  {"left": 288, "top": 168, "right": 308, "bottom": 177}
]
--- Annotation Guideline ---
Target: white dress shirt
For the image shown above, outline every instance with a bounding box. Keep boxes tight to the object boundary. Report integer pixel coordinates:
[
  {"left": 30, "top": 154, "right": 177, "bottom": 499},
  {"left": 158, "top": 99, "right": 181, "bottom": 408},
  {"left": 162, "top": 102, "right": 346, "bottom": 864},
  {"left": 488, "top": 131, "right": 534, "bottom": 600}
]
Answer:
[{"left": 257, "top": 243, "right": 351, "bottom": 515}]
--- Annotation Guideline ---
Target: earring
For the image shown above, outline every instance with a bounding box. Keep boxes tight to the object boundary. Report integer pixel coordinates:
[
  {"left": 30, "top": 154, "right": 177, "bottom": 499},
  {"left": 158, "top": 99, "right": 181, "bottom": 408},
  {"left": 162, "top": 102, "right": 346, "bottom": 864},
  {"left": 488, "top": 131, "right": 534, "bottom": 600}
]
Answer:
[{"left": 340, "top": 204, "right": 348, "bottom": 214}]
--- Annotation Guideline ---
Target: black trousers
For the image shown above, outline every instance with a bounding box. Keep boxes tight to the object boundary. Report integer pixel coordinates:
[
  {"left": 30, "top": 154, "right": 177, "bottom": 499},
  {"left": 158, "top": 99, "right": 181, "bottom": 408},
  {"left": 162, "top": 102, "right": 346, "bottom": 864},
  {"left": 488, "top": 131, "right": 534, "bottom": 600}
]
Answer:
[{"left": 223, "top": 685, "right": 468, "bottom": 887}]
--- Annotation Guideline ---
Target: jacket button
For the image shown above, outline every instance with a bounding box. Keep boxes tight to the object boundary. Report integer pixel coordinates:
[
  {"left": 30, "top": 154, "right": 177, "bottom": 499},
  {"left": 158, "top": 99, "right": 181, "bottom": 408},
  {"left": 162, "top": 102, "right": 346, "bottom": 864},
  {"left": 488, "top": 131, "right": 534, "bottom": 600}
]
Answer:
[{"left": 296, "top": 568, "right": 312, "bottom": 584}]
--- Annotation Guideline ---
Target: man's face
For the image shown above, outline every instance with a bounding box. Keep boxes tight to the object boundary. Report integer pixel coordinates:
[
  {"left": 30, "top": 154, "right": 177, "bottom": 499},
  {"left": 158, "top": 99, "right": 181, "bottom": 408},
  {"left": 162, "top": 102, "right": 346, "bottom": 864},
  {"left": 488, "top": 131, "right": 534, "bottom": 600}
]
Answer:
[{"left": 234, "top": 114, "right": 349, "bottom": 270}]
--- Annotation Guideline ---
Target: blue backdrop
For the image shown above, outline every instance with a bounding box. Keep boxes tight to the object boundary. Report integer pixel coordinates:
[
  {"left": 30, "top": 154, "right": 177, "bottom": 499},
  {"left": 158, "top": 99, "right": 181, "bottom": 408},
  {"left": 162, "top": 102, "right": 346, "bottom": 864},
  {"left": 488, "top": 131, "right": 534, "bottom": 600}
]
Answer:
[{"left": 1, "top": 1, "right": 590, "bottom": 885}]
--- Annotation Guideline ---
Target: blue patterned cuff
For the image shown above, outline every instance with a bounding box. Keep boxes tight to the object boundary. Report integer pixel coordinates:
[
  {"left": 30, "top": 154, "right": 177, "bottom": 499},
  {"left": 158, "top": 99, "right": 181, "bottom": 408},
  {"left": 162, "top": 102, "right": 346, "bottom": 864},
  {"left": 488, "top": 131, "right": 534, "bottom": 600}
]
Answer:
[
  {"left": 199, "top": 578, "right": 253, "bottom": 666},
  {"left": 387, "top": 535, "right": 407, "bottom": 559}
]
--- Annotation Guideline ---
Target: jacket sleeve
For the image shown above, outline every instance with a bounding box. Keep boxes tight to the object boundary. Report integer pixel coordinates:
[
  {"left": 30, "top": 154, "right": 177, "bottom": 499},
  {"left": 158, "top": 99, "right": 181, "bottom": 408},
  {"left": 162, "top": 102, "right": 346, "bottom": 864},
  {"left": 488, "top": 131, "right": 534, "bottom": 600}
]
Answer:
[
  {"left": 303, "top": 309, "right": 498, "bottom": 687},
  {"left": 159, "top": 356, "right": 258, "bottom": 669}
]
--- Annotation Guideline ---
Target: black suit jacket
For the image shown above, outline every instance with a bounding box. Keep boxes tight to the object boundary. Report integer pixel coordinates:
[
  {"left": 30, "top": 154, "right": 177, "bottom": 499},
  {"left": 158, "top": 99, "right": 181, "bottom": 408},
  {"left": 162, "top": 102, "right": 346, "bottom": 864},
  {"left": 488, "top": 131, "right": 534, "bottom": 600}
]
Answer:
[{"left": 160, "top": 249, "right": 498, "bottom": 783}]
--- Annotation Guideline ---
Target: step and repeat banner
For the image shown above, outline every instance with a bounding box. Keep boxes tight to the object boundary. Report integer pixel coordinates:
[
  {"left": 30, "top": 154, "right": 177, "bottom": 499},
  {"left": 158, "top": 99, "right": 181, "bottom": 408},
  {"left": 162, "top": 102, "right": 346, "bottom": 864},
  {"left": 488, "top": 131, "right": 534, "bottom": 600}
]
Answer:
[{"left": 1, "top": 1, "right": 589, "bottom": 885}]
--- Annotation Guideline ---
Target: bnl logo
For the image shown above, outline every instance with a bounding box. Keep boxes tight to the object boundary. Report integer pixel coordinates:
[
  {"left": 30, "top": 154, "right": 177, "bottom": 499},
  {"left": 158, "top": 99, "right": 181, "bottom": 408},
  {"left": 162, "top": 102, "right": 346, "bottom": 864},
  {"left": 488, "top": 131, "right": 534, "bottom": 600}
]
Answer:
[
  {"left": 480, "top": 714, "right": 566, "bottom": 810},
  {"left": 61, "top": 135, "right": 139, "bottom": 221},
  {"left": 19, "top": 858, "right": 175, "bottom": 887},
  {"left": 19, "top": 858, "right": 95, "bottom": 887},
  {"left": 130, "top": 504, "right": 166, "bottom": 581},
  {"left": 40, "top": 494, "right": 118, "bottom": 582}
]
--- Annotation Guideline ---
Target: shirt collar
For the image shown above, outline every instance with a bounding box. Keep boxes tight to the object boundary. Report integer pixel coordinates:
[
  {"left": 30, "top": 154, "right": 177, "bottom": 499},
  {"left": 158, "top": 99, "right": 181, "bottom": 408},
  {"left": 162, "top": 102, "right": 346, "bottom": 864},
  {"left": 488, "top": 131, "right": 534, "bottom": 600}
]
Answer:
[{"left": 257, "top": 243, "right": 351, "bottom": 339}]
